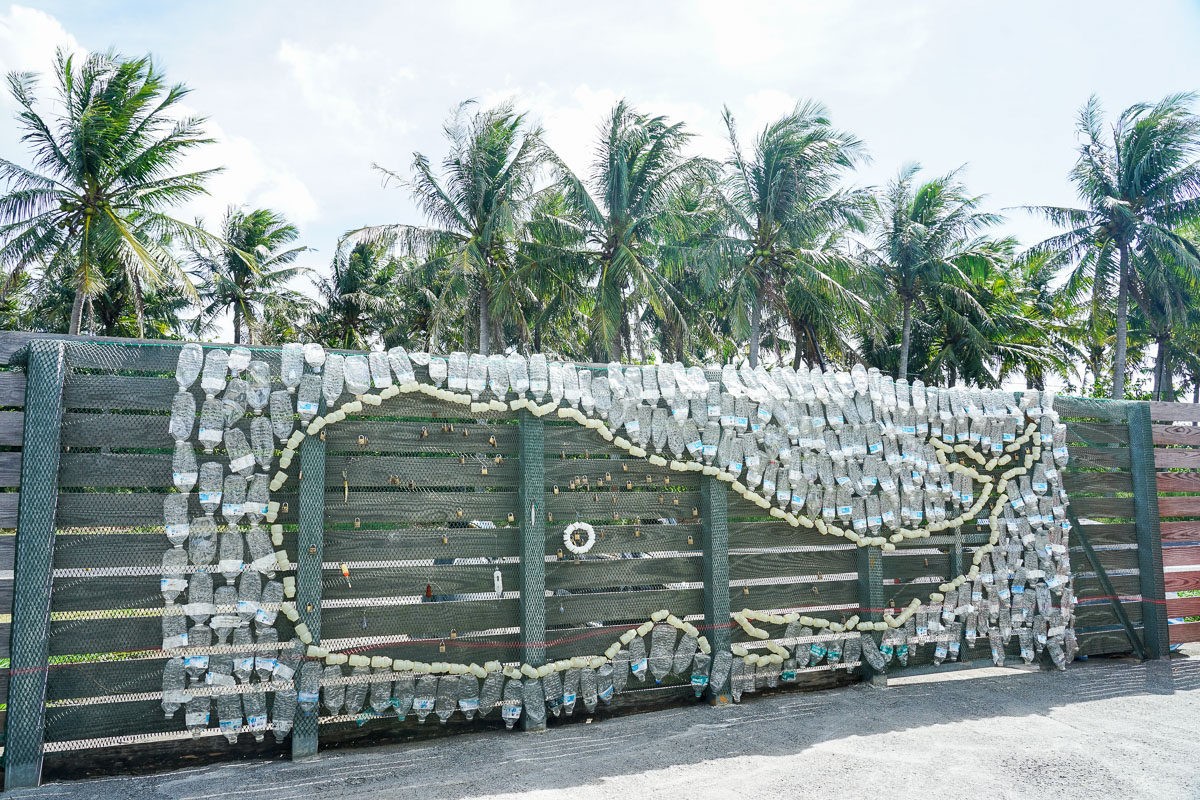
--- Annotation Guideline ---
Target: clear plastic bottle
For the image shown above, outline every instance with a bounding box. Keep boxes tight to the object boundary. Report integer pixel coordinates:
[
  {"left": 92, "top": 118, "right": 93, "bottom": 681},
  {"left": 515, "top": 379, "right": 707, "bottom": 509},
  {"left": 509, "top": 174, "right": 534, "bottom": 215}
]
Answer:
[
  {"left": 228, "top": 346, "right": 251, "bottom": 376},
  {"left": 161, "top": 656, "right": 188, "bottom": 717},
  {"left": 218, "top": 529, "right": 244, "bottom": 584},
  {"left": 477, "top": 670, "right": 503, "bottom": 718},
  {"left": 542, "top": 668, "right": 563, "bottom": 716},
  {"left": 280, "top": 343, "right": 304, "bottom": 393},
  {"left": 612, "top": 649, "right": 630, "bottom": 694},
  {"left": 489, "top": 354, "right": 510, "bottom": 400},
  {"left": 255, "top": 627, "right": 278, "bottom": 681},
  {"left": 173, "top": 440, "right": 199, "bottom": 494},
  {"left": 323, "top": 664, "right": 346, "bottom": 716},
  {"left": 345, "top": 664, "right": 370, "bottom": 717},
  {"left": 236, "top": 570, "right": 261, "bottom": 628},
  {"left": 275, "top": 638, "right": 303, "bottom": 686},
  {"left": 628, "top": 635, "right": 648, "bottom": 682},
  {"left": 245, "top": 360, "right": 270, "bottom": 414},
  {"left": 187, "top": 574, "right": 214, "bottom": 625},
  {"left": 561, "top": 667, "right": 580, "bottom": 715},
  {"left": 249, "top": 418, "right": 274, "bottom": 473},
  {"left": 185, "top": 694, "right": 211, "bottom": 738},
  {"left": 457, "top": 674, "right": 480, "bottom": 720},
  {"left": 223, "top": 377, "right": 247, "bottom": 428},
  {"left": 272, "top": 688, "right": 297, "bottom": 743},
  {"left": 198, "top": 397, "right": 224, "bottom": 453},
  {"left": 297, "top": 374, "right": 322, "bottom": 421},
  {"left": 368, "top": 351, "right": 392, "bottom": 389},
  {"left": 169, "top": 390, "right": 197, "bottom": 442},
  {"left": 176, "top": 343, "right": 204, "bottom": 390},
  {"left": 672, "top": 633, "right": 698, "bottom": 676},
  {"left": 729, "top": 657, "right": 745, "bottom": 703},
  {"left": 217, "top": 689, "right": 243, "bottom": 744},
  {"left": 500, "top": 677, "right": 524, "bottom": 729},
  {"left": 413, "top": 674, "right": 437, "bottom": 722},
  {"left": 708, "top": 650, "right": 732, "bottom": 697},
  {"left": 255, "top": 580, "right": 282, "bottom": 628},
  {"left": 526, "top": 354, "right": 548, "bottom": 402},
  {"left": 365, "top": 667, "right": 392, "bottom": 715},
  {"left": 212, "top": 584, "right": 238, "bottom": 642},
  {"left": 233, "top": 627, "right": 254, "bottom": 683},
  {"left": 161, "top": 546, "right": 188, "bottom": 604},
  {"left": 651, "top": 407, "right": 668, "bottom": 453},
  {"left": 387, "top": 347, "right": 415, "bottom": 385},
  {"left": 162, "top": 605, "right": 188, "bottom": 650},
  {"left": 842, "top": 632, "right": 862, "bottom": 668},
  {"left": 164, "top": 493, "right": 190, "bottom": 548},
  {"left": 269, "top": 390, "right": 294, "bottom": 442},
  {"left": 580, "top": 667, "right": 599, "bottom": 713},
  {"left": 224, "top": 429, "right": 254, "bottom": 479},
  {"left": 298, "top": 661, "right": 321, "bottom": 713},
  {"left": 322, "top": 353, "right": 345, "bottom": 408},
  {"left": 189, "top": 515, "right": 218, "bottom": 567},
  {"left": 201, "top": 348, "right": 229, "bottom": 398},
  {"left": 523, "top": 677, "right": 547, "bottom": 724},
  {"left": 447, "top": 352, "right": 469, "bottom": 391},
  {"left": 344, "top": 355, "right": 371, "bottom": 396},
  {"left": 392, "top": 674, "right": 416, "bottom": 720},
  {"left": 861, "top": 634, "right": 887, "bottom": 672},
  {"left": 467, "top": 354, "right": 488, "bottom": 400},
  {"left": 597, "top": 664, "right": 615, "bottom": 705},
  {"left": 500, "top": 355, "right": 529, "bottom": 401},
  {"left": 690, "top": 652, "right": 711, "bottom": 695}
]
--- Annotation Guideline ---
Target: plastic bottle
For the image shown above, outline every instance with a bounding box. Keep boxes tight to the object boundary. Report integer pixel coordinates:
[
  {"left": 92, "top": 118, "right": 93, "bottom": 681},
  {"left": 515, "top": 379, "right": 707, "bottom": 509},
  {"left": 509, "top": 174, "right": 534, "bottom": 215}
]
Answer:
[
  {"left": 169, "top": 390, "right": 197, "bottom": 442},
  {"left": 280, "top": 343, "right": 304, "bottom": 393},
  {"left": 198, "top": 398, "right": 224, "bottom": 453},
  {"left": 365, "top": 667, "right": 392, "bottom": 715},
  {"left": 186, "top": 571, "right": 214, "bottom": 625},
  {"left": 269, "top": 390, "right": 294, "bottom": 443},
  {"left": 185, "top": 694, "right": 211, "bottom": 738},
  {"left": 212, "top": 584, "right": 239, "bottom": 642},
  {"left": 477, "top": 670, "right": 503, "bottom": 718},
  {"left": 861, "top": 634, "right": 887, "bottom": 672},
  {"left": 340, "top": 354, "right": 368, "bottom": 396},
  {"left": 688, "top": 652, "right": 711, "bottom": 696},
  {"left": 455, "top": 674, "right": 480, "bottom": 720},
  {"left": 384, "top": 347, "right": 413, "bottom": 385},
  {"left": 466, "top": 353, "right": 488, "bottom": 400},
  {"left": 561, "top": 667, "right": 580, "bottom": 715},
  {"left": 611, "top": 649, "right": 630, "bottom": 695},
  {"left": 344, "top": 664, "right": 369, "bottom": 717},
  {"left": 672, "top": 633, "right": 698, "bottom": 676},
  {"left": 322, "top": 664, "right": 346, "bottom": 716},
  {"left": 161, "top": 546, "right": 188, "bottom": 604},
  {"left": 447, "top": 352, "right": 469, "bottom": 391},
  {"left": 628, "top": 635, "right": 648, "bottom": 682},
  {"left": 254, "top": 627, "right": 278, "bottom": 681},
  {"left": 426, "top": 355, "right": 445, "bottom": 389},
  {"left": 161, "top": 656, "right": 188, "bottom": 717},
  {"left": 297, "top": 661, "right": 321, "bottom": 713},
  {"left": 580, "top": 667, "right": 599, "bottom": 713},
  {"left": 218, "top": 529, "right": 244, "bottom": 584},
  {"left": 520, "top": 677, "right": 546, "bottom": 725},
  {"left": 708, "top": 650, "right": 732, "bottom": 697},
  {"left": 271, "top": 688, "right": 297, "bottom": 743},
  {"left": 243, "top": 360, "right": 269, "bottom": 414},
  {"left": 391, "top": 674, "right": 416, "bottom": 720},
  {"left": 410, "top": 674, "right": 436, "bottom": 722},
  {"left": 201, "top": 349, "right": 229, "bottom": 398},
  {"left": 223, "top": 378, "right": 247, "bottom": 428},
  {"left": 217, "top": 690, "right": 243, "bottom": 744},
  {"left": 648, "top": 623, "right": 676, "bottom": 683},
  {"left": 297, "top": 374, "right": 322, "bottom": 421},
  {"left": 501, "top": 677, "right": 524, "bottom": 729},
  {"left": 225, "top": 345, "right": 250, "bottom": 376},
  {"left": 171, "top": 442, "right": 199, "bottom": 495},
  {"left": 242, "top": 688, "right": 268, "bottom": 742},
  {"left": 174, "top": 343, "right": 203, "bottom": 390},
  {"left": 189, "top": 515, "right": 218, "bottom": 567},
  {"left": 320, "top": 353, "right": 345, "bottom": 408},
  {"left": 729, "top": 657, "right": 745, "bottom": 703},
  {"left": 236, "top": 571, "right": 261, "bottom": 628},
  {"left": 367, "top": 351, "right": 392, "bottom": 390},
  {"left": 842, "top": 632, "right": 862, "bottom": 668}
]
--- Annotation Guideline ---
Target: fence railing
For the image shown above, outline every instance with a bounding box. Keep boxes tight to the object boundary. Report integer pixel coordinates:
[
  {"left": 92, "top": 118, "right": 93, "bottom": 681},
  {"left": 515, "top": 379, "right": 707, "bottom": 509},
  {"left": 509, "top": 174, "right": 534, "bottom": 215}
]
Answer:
[{"left": 0, "top": 331, "right": 1185, "bottom": 788}]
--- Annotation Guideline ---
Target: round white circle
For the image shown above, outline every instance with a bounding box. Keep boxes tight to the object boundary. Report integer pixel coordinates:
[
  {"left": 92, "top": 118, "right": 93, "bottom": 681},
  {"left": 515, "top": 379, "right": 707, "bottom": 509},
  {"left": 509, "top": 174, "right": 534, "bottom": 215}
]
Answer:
[{"left": 563, "top": 521, "right": 597, "bottom": 555}]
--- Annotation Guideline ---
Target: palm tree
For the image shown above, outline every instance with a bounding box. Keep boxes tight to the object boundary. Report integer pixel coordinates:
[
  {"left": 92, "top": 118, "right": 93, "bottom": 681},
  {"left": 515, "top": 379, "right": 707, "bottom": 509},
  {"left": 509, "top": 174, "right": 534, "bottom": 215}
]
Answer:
[
  {"left": 310, "top": 240, "right": 402, "bottom": 350},
  {"left": 717, "top": 101, "right": 870, "bottom": 367},
  {"left": 189, "top": 206, "right": 308, "bottom": 344},
  {"left": 354, "top": 100, "right": 542, "bottom": 354},
  {"left": 862, "top": 164, "right": 1006, "bottom": 381},
  {"left": 540, "top": 100, "right": 716, "bottom": 361},
  {"left": 1027, "top": 94, "right": 1200, "bottom": 399},
  {"left": 0, "top": 49, "right": 224, "bottom": 335}
]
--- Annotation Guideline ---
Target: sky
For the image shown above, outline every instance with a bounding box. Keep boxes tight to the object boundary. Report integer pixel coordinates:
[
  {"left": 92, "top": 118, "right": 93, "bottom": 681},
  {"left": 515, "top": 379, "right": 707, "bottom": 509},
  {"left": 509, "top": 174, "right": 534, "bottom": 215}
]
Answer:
[{"left": 2, "top": 0, "right": 1200, "bottom": 360}]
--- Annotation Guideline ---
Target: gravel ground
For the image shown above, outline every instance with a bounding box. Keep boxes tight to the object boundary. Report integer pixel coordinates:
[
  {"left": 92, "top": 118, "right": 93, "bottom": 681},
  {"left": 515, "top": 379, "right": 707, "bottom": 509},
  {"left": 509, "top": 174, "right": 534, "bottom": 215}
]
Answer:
[{"left": 11, "top": 650, "right": 1200, "bottom": 800}]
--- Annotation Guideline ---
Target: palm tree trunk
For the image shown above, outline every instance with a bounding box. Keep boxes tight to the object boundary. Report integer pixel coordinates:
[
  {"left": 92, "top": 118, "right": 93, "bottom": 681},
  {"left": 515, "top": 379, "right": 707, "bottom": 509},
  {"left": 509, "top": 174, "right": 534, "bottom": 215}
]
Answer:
[
  {"left": 478, "top": 283, "right": 491, "bottom": 355},
  {"left": 233, "top": 306, "right": 242, "bottom": 345},
  {"left": 1152, "top": 338, "right": 1167, "bottom": 401},
  {"left": 1111, "top": 245, "right": 1131, "bottom": 400},
  {"left": 898, "top": 296, "right": 913, "bottom": 381},
  {"left": 749, "top": 291, "right": 762, "bottom": 368},
  {"left": 68, "top": 286, "right": 85, "bottom": 335}
]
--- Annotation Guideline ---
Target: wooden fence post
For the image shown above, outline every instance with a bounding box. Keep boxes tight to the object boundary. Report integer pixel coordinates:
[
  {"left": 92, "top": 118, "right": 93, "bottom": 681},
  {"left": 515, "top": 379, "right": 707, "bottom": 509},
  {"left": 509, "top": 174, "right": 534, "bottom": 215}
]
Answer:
[
  {"left": 4, "top": 340, "right": 68, "bottom": 789},
  {"left": 292, "top": 400, "right": 326, "bottom": 759},
  {"left": 517, "top": 409, "right": 547, "bottom": 730},
  {"left": 1127, "top": 401, "right": 1169, "bottom": 658},
  {"left": 700, "top": 475, "right": 731, "bottom": 704},
  {"left": 856, "top": 545, "right": 887, "bottom": 687}
]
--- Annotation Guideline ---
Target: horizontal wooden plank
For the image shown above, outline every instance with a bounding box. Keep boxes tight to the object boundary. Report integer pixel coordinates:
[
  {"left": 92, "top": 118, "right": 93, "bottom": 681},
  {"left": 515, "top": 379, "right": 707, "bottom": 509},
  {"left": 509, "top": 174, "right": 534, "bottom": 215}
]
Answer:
[
  {"left": 1159, "top": 496, "right": 1200, "bottom": 517},
  {"left": 1066, "top": 446, "right": 1129, "bottom": 469},
  {"left": 1149, "top": 401, "right": 1200, "bottom": 424},
  {"left": 1166, "top": 595, "right": 1200, "bottom": 618},
  {"left": 1065, "top": 420, "right": 1128, "bottom": 445},
  {"left": 732, "top": 579, "right": 858, "bottom": 611},
  {"left": 1070, "top": 496, "right": 1135, "bottom": 519},
  {"left": 1076, "top": 601, "right": 1142, "bottom": 627},
  {"left": 1075, "top": 573, "right": 1140, "bottom": 600},
  {"left": 1164, "top": 572, "right": 1200, "bottom": 594},
  {"left": 546, "top": 523, "right": 701, "bottom": 556},
  {"left": 1078, "top": 627, "right": 1143, "bottom": 656},
  {"left": 545, "top": 458, "right": 698, "bottom": 489},
  {"left": 1162, "top": 545, "right": 1200, "bottom": 570},
  {"left": 729, "top": 549, "right": 856, "bottom": 582},
  {"left": 1168, "top": 621, "right": 1200, "bottom": 644},
  {"left": 1156, "top": 472, "right": 1200, "bottom": 493},
  {"left": 0, "top": 371, "right": 24, "bottom": 406},
  {"left": 1070, "top": 523, "right": 1137, "bottom": 547},
  {"left": 545, "top": 490, "right": 700, "bottom": 521},
  {"left": 1162, "top": 521, "right": 1200, "bottom": 545},
  {"left": 543, "top": 425, "right": 625, "bottom": 457},
  {"left": 1155, "top": 449, "right": 1200, "bottom": 470},
  {"left": 1063, "top": 470, "right": 1133, "bottom": 494},
  {"left": 546, "top": 554, "right": 700, "bottom": 591},
  {"left": 1153, "top": 424, "right": 1200, "bottom": 447}
]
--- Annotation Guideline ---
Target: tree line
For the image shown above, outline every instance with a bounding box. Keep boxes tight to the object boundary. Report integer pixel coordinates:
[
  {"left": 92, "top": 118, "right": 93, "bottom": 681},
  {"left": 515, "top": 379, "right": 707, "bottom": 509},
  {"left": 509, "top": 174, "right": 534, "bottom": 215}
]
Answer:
[{"left": 2, "top": 49, "right": 1198, "bottom": 401}]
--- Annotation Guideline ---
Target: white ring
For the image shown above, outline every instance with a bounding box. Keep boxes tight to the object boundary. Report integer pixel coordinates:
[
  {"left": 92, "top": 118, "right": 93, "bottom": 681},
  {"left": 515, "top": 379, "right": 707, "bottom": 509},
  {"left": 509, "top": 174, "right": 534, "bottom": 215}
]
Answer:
[{"left": 562, "top": 521, "right": 596, "bottom": 555}]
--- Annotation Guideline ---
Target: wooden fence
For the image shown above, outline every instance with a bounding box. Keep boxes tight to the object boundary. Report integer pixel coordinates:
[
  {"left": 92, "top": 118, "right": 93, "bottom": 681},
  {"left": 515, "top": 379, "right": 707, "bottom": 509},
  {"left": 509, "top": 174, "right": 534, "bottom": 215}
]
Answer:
[{"left": 0, "top": 331, "right": 1187, "bottom": 788}]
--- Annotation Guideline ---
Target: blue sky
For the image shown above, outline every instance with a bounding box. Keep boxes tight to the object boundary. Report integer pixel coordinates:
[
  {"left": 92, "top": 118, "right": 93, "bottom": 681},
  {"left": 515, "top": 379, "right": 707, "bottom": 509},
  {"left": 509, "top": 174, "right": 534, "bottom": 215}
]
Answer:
[{"left": 3, "top": 0, "right": 1200, "bottom": 339}]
